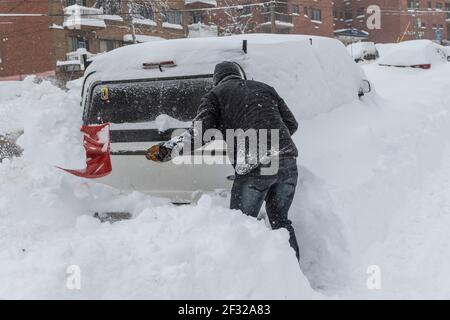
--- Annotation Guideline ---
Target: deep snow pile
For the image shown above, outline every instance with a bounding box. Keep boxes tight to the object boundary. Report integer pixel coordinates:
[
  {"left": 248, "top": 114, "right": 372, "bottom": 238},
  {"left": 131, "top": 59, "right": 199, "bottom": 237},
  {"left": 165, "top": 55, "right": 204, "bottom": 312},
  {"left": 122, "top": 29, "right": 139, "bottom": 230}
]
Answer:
[
  {"left": 299, "top": 61, "right": 450, "bottom": 298},
  {"left": 342, "top": 63, "right": 450, "bottom": 298},
  {"left": 3, "top": 41, "right": 450, "bottom": 299},
  {"left": 0, "top": 78, "right": 318, "bottom": 299}
]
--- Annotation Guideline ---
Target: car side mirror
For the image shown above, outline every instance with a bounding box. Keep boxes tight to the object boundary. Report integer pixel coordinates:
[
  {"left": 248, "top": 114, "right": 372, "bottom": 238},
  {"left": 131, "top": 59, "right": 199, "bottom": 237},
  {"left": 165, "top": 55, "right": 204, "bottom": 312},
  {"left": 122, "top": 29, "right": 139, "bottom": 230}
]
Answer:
[{"left": 358, "top": 80, "right": 372, "bottom": 98}]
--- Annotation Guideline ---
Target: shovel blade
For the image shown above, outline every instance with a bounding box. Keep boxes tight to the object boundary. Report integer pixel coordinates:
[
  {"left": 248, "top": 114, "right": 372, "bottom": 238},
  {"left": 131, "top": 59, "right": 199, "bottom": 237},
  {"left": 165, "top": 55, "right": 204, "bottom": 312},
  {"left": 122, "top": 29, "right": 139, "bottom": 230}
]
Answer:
[{"left": 59, "top": 123, "right": 112, "bottom": 179}]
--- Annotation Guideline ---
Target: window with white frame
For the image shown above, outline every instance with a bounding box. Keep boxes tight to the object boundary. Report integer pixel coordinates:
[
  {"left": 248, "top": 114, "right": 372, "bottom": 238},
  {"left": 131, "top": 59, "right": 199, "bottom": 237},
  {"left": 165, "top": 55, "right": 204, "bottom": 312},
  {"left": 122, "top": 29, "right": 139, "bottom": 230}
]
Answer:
[
  {"left": 67, "top": 36, "right": 88, "bottom": 52},
  {"left": 164, "top": 10, "right": 182, "bottom": 25},
  {"left": 66, "top": 0, "right": 86, "bottom": 6},
  {"left": 311, "top": 8, "right": 322, "bottom": 21},
  {"left": 99, "top": 39, "right": 122, "bottom": 52},
  {"left": 95, "top": 0, "right": 121, "bottom": 15},
  {"left": 131, "top": 2, "right": 154, "bottom": 20}
]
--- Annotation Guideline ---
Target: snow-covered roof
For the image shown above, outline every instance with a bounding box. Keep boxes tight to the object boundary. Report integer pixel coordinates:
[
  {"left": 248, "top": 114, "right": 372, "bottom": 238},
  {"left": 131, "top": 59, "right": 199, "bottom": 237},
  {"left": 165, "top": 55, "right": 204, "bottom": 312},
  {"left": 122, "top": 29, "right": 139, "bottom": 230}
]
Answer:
[
  {"left": 123, "top": 34, "right": 166, "bottom": 43},
  {"left": 335, "top": 28, "right": 369, "bottom": 37},
  {"left": 260, "top": 21, "right": 294, "bottom": 29},
  {"left": 85, "top": 34, "right": 327, "bottom": 83},
  {"left": 184, "top": 0, "right": 217, "bottom": 6},
  {"left": 188, "top": 23, "right": 218, "bottom": 38},
  {"left": 63, "top": 4, "right": 106, "bottom": 29}
]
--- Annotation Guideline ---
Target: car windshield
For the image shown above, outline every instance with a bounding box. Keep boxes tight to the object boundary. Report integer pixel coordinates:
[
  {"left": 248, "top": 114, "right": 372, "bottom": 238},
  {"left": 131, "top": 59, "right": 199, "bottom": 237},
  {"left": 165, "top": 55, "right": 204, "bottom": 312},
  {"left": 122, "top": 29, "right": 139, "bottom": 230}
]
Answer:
[{"left": 84, "top": 76, "right": 213, "bottom": 126}]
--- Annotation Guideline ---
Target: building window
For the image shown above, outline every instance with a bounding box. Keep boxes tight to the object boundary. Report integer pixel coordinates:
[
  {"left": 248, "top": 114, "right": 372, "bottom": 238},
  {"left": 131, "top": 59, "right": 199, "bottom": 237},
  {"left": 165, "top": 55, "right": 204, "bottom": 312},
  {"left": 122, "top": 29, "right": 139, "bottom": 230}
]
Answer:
[
  {"left": 67, "top": 36, "right": 88, "bottom": 52},
  {"left": 292, "top": 4, "right": 300, "bottom": 15},
  {"left": 131, "top": 2, "right": 154, "bottom": 20},
  {"left": 356, "top": 7, "right": 365, "bottom": 17},
  {"left": 95, "top": 0, "right": 121, "bottom": 15},
  {"left": 99, "top": 39, "right": 122, "bottom": 52},
  {"left": 407, "top": 0, "right": 419, "bottom": 10},
  {"left": 311, "top": 8, "right": 322, "bottom": 21},
  {"left": 239, "top": 3, "right": 252, "bottom": 16},
  {"left": 190, "top": 11, "right": 203, "bottom": 24},
  {"left": 66, "top": 0, "right": 86, "bottom": 6},
  {"left": 304, "top": 6, "right": 308, "bottom": 16},
  {"left": 436, "top": 2, "right": 443, "bottom": 10},
  {"left": 344, "top": 9, "right": 352, "bottom": 20},
  {"left": 164, "top": 10, "right": 182, "bottom": 25}
]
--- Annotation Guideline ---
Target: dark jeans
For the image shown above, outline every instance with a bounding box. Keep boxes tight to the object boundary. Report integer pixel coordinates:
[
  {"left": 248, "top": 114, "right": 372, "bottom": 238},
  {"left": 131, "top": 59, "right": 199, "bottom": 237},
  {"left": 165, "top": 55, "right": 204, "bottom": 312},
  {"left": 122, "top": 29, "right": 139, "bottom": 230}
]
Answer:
[{"left": 230, "top": 158, "right": 300, "bottom": 260}]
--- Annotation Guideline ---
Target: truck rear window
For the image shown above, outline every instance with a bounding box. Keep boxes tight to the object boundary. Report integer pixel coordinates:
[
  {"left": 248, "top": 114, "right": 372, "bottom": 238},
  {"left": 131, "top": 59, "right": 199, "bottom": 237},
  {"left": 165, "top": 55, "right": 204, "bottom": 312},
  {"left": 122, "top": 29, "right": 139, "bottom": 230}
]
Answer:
[{"left": 84, "top": 77, "right": 213, "bottom": 126}]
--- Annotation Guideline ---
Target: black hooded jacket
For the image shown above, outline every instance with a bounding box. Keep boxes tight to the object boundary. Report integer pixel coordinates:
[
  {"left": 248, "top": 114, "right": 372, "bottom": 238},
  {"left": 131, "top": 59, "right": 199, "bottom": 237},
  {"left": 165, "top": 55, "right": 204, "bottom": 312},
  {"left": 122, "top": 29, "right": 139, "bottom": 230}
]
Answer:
[{"left": 164, "top": 61, "right": 299, "bottom": 175}]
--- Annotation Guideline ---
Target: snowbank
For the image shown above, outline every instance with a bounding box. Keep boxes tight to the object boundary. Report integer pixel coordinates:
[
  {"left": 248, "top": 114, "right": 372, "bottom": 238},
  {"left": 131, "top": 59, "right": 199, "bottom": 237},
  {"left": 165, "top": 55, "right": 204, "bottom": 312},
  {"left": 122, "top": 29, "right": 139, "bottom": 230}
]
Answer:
[
  {"left": 0, "top": 78, "right": 318, "bottom": 299},
  {"left": 377, "top": 40, "right": 448, "bottom": 68},
  {"left": 6, "top": 38, "right": 450, "bottom": 299},
  {"left": 184, "top": 0, "right": 217, "bottom": 6},
  {"left": 0, "top": 35, "right": 367, "bottom": 298},
  {"left": 123, "top": 34, "right": 165, "bottom": 43},
  {"left": 0, "top": 167, "right": 314, "bottom": 299}
]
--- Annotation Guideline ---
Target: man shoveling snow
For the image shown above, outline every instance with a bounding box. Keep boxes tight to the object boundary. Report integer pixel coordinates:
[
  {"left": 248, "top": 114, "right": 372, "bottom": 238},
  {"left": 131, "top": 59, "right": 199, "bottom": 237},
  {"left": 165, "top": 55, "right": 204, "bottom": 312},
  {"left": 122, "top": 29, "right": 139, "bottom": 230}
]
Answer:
[{"left": 146, "top": 61, "right": 301, "bottom": 260}]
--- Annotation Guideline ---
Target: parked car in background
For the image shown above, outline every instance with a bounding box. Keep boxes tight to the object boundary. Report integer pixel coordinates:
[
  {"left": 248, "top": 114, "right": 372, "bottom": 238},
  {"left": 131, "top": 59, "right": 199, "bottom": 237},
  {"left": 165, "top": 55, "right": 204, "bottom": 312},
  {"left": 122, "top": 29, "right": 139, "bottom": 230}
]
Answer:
[
  {"left": 347, "top": 42, "right": 379, "bottom": 63},
  {"left": 377, "top": 39, "right": 448, "bottom": 69}
]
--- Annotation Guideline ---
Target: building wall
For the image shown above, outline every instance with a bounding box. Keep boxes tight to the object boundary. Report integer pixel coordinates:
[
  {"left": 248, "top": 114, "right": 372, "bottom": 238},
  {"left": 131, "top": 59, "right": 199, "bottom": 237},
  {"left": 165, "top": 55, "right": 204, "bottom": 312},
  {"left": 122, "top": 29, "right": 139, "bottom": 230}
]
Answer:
[
  {"left": 289, "top": 0, "right": 334, "bottom": 37},
  {"left": 52, "top": 0, "right": 189, "bottom": 82},
  {"left": 0, "top": 0, "right": 53, "bottom": 79},
  {"left": 333, "top": 0, "right": 449, "bottom": 43},
  {"left": 210, "top": 0, "right": 334, "bottom": 37}
]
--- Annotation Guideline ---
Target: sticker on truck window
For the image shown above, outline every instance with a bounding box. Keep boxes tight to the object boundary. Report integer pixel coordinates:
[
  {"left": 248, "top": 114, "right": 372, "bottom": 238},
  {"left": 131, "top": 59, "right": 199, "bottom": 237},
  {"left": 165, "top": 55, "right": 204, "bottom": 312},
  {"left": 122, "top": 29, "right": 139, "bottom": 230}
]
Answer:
[{"left": 100, "top": 86, "right": 109, "bottom": 101}]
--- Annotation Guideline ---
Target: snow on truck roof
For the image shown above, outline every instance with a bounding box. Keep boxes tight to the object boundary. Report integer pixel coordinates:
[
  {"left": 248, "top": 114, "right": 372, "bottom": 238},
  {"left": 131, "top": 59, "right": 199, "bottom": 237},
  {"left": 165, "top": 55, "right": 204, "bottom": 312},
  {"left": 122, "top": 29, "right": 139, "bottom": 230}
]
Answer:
[
  {"left": 85, "top": 34, "right": 337, "bottom": 83},
  {"left": 84, "top": 34, "right": 366, "bottom": 120}
]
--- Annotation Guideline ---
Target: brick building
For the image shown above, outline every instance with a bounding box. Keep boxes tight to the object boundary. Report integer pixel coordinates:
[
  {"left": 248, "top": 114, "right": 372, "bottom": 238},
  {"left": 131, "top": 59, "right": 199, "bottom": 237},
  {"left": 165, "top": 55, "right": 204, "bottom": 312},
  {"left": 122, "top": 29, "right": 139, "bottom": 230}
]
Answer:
[
  {"left": 0, "top": 0, "right": 216, "bottom": 82},
  {"left": 210, "top": 0, "right": 334, "bottom": 37},
  {"left": 0, "top": 0, "right": 335, "bottom": 83},
  {"left": 333, "top": 0, "right": 450, "bottom": 43},
  {"left": 0, "top": 0, "right": 53, "bottom": 80}
]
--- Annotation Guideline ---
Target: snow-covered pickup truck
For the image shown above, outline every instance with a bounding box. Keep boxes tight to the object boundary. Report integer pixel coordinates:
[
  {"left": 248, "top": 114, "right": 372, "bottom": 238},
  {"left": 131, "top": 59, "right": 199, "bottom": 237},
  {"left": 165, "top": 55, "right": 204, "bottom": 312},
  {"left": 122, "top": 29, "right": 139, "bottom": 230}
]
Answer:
[{"left": 79, "top": 34, "right": 370, "bottom": 203}]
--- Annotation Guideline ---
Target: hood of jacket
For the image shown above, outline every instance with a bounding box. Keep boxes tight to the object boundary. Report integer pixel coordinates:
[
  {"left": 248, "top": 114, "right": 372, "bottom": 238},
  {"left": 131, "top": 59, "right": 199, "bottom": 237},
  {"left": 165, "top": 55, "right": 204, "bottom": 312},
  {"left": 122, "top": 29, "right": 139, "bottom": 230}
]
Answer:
[{"left": 213, "top": 61, "right": 242, "bottom": 86}]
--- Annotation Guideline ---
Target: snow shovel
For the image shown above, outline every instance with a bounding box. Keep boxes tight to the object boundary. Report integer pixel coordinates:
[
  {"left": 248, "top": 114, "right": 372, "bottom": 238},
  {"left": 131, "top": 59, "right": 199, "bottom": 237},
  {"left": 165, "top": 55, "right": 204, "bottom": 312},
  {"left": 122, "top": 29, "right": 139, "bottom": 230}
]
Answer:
[{"left": 58, "top": 123, "right": 112, "bottom": 179}]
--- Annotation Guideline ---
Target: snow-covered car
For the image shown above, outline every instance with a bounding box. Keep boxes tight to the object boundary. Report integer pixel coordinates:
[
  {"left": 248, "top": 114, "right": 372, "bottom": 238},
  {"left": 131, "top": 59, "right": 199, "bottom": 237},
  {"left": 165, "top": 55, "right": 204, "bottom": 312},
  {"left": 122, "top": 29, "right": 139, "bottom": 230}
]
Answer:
[
  {"left": 347, "top": 42, "right": 379, "bottom": 63},
  {"left": 377, "top": 39, "right": 448, "bottom": 69},
  {"left": 80, "top": 34, "right": 370, "bottom": 203}
]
